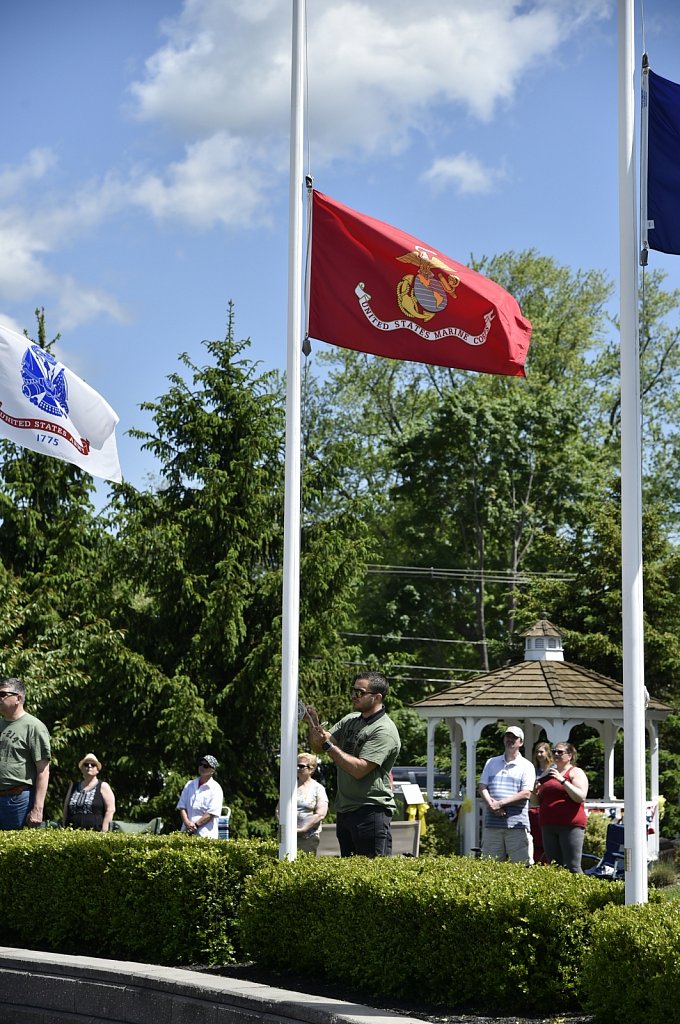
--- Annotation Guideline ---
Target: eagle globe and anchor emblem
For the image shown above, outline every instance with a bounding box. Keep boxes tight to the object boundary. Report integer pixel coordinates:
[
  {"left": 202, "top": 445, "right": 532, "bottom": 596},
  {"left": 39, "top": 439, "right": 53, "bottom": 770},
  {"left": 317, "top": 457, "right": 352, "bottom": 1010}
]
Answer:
[
  {"left": 396, "top": 245, "right": 461, "bottom": 321},
  {"left": 353, "top": 245, "right": 496, "bottom": 347},
  {"left": 21, "top": 344, "right": 69, "bottom": 418}
]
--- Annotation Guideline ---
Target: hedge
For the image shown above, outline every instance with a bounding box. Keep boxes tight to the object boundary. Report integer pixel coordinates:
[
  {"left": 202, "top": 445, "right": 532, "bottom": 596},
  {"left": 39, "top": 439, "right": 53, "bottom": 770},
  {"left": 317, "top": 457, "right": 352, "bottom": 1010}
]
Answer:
[
  {"left": 0, "top": 829, "right": 275, "bottom": 965},
  {"left": 3, "top": 830, "right": 675, "bottom": 1020},
  {"left": 582, "top": 900, "right": 680, "bottom": 1024},
  {"left": 239, "top": 854, "right": 627, "bottom": 1013}
]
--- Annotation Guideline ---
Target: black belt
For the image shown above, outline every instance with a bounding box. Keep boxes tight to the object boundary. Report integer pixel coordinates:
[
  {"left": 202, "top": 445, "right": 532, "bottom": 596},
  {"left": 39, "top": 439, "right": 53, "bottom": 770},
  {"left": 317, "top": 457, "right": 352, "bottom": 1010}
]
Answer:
[{"left": 0, "top": 785, "right": 30, "bottom": 796}]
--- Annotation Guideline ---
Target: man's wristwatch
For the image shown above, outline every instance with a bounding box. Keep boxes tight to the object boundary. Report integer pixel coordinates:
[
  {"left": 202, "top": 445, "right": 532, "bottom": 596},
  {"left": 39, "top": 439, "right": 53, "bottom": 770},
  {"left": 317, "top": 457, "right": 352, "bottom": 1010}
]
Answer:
[{"left": 322, "top": 740, "right": 334, "bottom": 751}]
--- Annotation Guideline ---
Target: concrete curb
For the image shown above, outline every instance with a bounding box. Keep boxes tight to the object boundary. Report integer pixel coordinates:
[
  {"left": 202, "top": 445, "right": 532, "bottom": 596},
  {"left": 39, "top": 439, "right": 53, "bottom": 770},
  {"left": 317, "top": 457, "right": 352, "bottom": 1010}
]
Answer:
[{"left": 0, "top": 947, "right": 426, "bottom": 1024}]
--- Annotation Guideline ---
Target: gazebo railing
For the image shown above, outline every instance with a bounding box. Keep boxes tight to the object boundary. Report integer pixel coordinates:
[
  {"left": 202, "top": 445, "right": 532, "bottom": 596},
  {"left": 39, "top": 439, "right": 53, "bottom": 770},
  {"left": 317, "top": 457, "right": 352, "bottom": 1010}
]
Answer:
[{"left": 430, "top": 797, "right": 660, "bottom": 860}]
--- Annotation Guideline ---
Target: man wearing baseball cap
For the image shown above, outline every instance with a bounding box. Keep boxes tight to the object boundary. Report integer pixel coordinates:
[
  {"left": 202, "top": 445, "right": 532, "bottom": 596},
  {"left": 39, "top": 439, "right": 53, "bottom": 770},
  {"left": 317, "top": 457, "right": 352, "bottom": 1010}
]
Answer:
[
  {"left": 478, "top": 725, "right": 535, "bottom": 863},
  {"left": 176, "top": 755, "right": 223, "bottom": 838}
]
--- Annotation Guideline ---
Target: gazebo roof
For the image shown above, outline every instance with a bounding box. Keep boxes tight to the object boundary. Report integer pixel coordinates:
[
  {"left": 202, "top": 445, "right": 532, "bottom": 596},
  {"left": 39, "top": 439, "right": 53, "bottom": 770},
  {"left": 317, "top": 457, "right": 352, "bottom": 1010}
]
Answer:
[
  {"left": 411, "top": 657, "right": 672, "bottom": 716},
  {"left": 521, "top": 616, "right": 562, "bottom": 639}
]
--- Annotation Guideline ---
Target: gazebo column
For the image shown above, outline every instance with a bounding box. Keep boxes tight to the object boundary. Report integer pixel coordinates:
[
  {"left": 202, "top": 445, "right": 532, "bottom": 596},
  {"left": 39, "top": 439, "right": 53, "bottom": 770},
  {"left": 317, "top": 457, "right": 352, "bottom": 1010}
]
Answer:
[
  {"left": 447, "top": 719, "right": 460, "bottom": 797},
  {"left": 462, "top": 716, "right": 496, "bottom": 856},
  {"left": 524, "top": 723, "right": 537, "bottom": 756},
  {"left": 648, "top": 720, "right": 659, "bottom": 801},
  {"left": 648, "top": 721, "right": 660, "bottom": 860},
  {"left": 426, "top": 717, "right": 438, "bottom": 801},
  {"left": 601, "top": 721, "right": 620, "bottom": 800}
]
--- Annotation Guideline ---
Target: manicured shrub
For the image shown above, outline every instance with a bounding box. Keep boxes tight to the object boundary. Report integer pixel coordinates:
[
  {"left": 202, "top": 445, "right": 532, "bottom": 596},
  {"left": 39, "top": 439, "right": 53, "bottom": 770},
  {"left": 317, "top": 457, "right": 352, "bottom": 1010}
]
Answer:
[
  {"left": 0, "top": 830, "right": 275, "bottom": 965},
  {"left": 648, "top": 859, "right": 677, "bottom": 888},
  {"left": 239, "top": 855, "right": 626, "bottom": 1013},
  {"left": 418, "top": 807, "right": 459, "bottom": 856},
  {"left": 583, "top": 901, "right": 680, "bottom": 1024},
  {"left": 583, "top": 810, "right": 609, "bottom": 859}
]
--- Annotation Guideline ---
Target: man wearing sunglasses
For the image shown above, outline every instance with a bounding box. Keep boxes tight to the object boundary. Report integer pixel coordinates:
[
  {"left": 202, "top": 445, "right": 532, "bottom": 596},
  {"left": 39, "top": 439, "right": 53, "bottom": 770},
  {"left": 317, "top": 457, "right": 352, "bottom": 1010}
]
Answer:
[
  {"left": 0, "top": 677, "right": 51, "bottom": 830},
  {"left": 307, "top": 671, "right": 401, "bottom": 857}
]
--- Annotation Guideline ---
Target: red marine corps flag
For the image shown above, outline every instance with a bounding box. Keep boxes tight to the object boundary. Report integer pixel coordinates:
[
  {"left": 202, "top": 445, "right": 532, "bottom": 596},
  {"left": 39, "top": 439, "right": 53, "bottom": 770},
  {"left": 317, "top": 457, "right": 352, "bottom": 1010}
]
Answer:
[{"left": 308, "top": 190, "right": 531, "bottom": 376}]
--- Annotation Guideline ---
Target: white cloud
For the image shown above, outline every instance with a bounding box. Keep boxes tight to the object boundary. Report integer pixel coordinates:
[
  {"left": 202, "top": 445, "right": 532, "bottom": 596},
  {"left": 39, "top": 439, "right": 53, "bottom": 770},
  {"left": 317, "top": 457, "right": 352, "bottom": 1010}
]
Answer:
[
  {"left": 130, "top": 133, "right": 272, "bottom": 229},
  {"left": 421, "top": 153, "right": 505, "bottom": 195},
  {"left": 0, "top": 148, "right": 57, "bottom": 202},
  {"left": 0, "top": 313, "right": 28, "bottom": 336},
  {"left": 0, "top": 176, "right": 129, "bottom": 330},
  {"left": 130, "top": 0, "right": 609, "bottom": 160},
  {"left": 130, "top": 0, "right": 289, "bottom": 139},
  {"left": 0, "top": 0, "right": 611, "bottom": 331}
]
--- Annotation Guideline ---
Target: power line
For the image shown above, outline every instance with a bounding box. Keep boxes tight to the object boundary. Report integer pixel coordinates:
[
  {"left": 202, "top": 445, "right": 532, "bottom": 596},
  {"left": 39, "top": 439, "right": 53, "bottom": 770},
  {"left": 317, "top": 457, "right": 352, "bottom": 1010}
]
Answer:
[
  {"left": 343, "top": 631, "right": 488, "bottom": 646},
  {"left": 340, "top": 660, "right": 484, "bottom": 680},
  {"left": 365, "top": 563, "right": 576, "bottom": 585}
]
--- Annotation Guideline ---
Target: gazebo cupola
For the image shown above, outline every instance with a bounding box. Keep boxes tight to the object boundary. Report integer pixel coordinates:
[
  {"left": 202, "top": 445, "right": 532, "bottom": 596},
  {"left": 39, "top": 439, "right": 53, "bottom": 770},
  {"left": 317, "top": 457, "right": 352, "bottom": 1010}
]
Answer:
[{"left": 522, "top": 614, "right": 564, "bottom": 661}]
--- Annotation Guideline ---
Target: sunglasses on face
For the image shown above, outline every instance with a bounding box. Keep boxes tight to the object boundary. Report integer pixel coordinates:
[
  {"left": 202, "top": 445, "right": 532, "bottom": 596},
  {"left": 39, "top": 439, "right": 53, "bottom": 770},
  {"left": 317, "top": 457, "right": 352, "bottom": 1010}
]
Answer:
[
  {"left": 297, "top": 764, "right": 312, "bottom": 770},
  {"left": 82, "top": 762, "right": 98, "bottom": 768},
  {"left": 351, "top": 687, "right": 375, "bottom": 697},
  {"left": 0, "top": 691, "right": 18, "bottom": 699},
  {"left": 552, "top": 749, "right": 568, "bottom": 756}
]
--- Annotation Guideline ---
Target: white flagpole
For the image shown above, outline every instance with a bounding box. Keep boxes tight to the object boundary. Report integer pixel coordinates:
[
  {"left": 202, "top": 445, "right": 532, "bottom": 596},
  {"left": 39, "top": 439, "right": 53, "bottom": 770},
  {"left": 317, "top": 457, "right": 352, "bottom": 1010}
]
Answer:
[
  {"left": 278, "top": 0, "right": 306, "bottom": 861},
  {"left": 640, "top": 53, "right": 650, "bottom": 263},
  {"left": 618, "top": 0, "right": 647, "bottom": 903}
]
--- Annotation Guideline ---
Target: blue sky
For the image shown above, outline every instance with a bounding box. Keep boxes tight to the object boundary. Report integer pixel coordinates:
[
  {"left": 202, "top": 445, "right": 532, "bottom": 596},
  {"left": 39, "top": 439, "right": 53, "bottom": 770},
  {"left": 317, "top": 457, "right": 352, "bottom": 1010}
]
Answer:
[{"left": 1, "top": 0, "right": 680, "bottom": 499}]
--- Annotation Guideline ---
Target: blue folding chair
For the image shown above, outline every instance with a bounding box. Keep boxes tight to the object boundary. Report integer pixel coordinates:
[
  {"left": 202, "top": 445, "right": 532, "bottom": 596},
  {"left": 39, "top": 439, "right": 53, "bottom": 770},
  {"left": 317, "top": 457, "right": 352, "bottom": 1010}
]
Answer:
[
  {"left": 217, "top": 807, "right": 231, "bottom": 840},
  {"left": 583, "top": 822, "right": 625, "bottom": 880}
]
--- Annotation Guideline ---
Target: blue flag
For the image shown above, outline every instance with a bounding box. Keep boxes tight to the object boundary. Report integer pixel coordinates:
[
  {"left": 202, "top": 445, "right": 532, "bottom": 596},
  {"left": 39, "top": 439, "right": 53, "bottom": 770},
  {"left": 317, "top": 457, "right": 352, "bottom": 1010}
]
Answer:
[{"left": 647, "top": 69, "right": 680, "bottom": 255}]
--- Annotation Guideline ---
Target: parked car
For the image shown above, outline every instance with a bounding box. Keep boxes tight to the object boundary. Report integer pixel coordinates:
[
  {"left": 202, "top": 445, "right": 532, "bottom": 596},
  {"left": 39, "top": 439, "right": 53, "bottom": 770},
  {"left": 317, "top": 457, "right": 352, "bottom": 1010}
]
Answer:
[{"left": 391, "top": 765, "right": 451, "bottom": 796}]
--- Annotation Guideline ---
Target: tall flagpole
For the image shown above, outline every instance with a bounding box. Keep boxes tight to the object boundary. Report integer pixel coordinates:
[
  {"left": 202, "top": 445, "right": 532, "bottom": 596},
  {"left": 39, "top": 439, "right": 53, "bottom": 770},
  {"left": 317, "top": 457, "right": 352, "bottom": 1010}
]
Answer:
[
  {"left": 618, "top": 0, "right": 647, "bottom": 904},
  {"left": 278, "top": 0, "right": 306, "bottom": 861}
]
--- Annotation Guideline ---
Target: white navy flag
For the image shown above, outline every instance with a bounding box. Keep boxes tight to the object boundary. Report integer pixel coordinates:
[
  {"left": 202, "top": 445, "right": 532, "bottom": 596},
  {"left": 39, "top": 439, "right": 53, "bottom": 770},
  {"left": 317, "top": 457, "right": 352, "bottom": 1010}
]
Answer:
[{"left": 0, "top": 323, "right": 122, "bottom": 483}]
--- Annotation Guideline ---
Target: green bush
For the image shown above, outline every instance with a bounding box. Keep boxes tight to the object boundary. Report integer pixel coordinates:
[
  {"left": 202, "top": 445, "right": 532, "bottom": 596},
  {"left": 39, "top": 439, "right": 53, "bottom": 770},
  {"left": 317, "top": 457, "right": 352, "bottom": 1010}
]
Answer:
[
  {"left": 583, "top": 811, "right": 609, "bottom": 860},
  {"left": 0, "top": 830, "right": 275, "bottom": 965},
  {"left": 418, "top": 807, "right": 459, "bottom": 857},
  {"left": 583, "top": 901, "right": 680, "bottom": 1024},
  {"left": 648, "top": 859, "right": 677, "bottom": 889},
  {"left": 239, "top": 855, "right": 626, "bottom": 1013}
]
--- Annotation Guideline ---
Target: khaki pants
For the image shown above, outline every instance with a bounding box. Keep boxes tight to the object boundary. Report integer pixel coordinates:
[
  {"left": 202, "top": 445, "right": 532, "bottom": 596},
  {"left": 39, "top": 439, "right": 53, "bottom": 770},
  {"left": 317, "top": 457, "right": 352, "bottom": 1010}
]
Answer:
[{"left": 481, "top": 826, "right": 531, "bottom": 864}]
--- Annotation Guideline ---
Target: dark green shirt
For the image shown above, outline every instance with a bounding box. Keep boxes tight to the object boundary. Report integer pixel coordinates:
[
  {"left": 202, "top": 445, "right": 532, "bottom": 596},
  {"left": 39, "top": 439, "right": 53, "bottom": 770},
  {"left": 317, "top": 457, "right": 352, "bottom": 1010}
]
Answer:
[
  {"left": 330, "top": 708, "right": 401, "bottom": 814},
  {"left": 0, "top": 713, "right": 51, "bottom": 788}
]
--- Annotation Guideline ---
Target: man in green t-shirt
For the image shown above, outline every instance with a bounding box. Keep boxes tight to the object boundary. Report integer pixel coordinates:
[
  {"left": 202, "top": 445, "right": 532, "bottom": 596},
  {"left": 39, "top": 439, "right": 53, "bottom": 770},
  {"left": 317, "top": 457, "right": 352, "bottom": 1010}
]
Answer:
[
  {"left": 0, "top": 677, "right": 51, "bottom": 829},
  {"left": 308, "top": 671, "right": 401, "bottom": 857}
]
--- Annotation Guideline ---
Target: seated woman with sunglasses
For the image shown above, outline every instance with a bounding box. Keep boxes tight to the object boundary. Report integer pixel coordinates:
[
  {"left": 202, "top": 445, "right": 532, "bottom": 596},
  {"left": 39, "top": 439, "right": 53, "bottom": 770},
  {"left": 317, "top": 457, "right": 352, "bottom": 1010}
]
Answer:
[
  {"left": 62, "top": 753, "right": 116, "bottom": 832},
  {"left": 176, "top": 755, "right": 223, "bottom": 838},
  {"left": 295, "top": 753, "right": 328, "bottom": 854},
  {"left": 536, "top": 742, "right": 589, "bottom": 872}
]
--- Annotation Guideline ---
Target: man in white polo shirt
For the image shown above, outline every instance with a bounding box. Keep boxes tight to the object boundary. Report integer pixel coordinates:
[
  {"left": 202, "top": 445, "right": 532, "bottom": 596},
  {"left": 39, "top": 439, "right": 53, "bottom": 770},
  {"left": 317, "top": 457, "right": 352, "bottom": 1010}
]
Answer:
[{"left": 478, "top": 726, "right": 535, "bottom": 864}]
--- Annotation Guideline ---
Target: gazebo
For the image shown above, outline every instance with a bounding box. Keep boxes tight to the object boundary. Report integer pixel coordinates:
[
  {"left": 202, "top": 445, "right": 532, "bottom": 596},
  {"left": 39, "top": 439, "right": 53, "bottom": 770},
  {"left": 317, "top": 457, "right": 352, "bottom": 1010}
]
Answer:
[{"left": 410, "top": 617, "right": 673, "bottom": 857}]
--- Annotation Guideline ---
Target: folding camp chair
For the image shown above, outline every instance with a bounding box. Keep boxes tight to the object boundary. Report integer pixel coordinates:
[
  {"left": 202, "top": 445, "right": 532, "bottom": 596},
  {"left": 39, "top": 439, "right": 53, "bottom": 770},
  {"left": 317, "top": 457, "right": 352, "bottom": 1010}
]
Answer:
[
  {"left": 582, "top": 822, "right": 625, "bottom": 880},
  {"left": 108, "top": 817, "right": 164, "bottom": 834},
  {"left": 217, "top": 808, "right": 231, "bottom": 839}
]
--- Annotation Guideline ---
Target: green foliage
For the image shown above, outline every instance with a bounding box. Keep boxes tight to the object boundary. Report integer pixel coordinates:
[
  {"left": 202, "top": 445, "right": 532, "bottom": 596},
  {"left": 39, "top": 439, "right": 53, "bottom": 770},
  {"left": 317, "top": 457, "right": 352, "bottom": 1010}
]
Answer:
[
  {"left": 0, "top": 307, "right": 372, "bottom": 824},
  {"left": 4, "top": 262, "right": 680, "bottom": 850},
  {"left": 239, "top": 856, "right": 625, "bottom": 1013},
  {"left": 582, "top": 901, "right": 680, "bottom": 1024},
  {"left": 100, "top": 306, "right": 370, "bottom": 818},
  {"left": 648, "top": 859, "right": 677, "bottom": 889},
  {"left": 418, "top": 806, "right": 459, "bottom": 856},
  {"left": 0, "top": 830, "right": 275, "bottom": 965},
  {"left": 387, "top": 707, "right": 427, "bottom": 762},
  {"left": 658, "top": 714, "right": 680, "bottom": 837},
  {"left": 583, "top": 811, "right": 609, "bottom": 860}
]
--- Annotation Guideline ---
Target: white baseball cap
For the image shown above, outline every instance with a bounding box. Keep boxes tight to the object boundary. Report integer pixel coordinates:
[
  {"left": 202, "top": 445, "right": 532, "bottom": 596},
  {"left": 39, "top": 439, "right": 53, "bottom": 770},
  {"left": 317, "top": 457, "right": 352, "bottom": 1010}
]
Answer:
[{"left": 504, "top": 725, "right": 524, "bottom": 742}]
